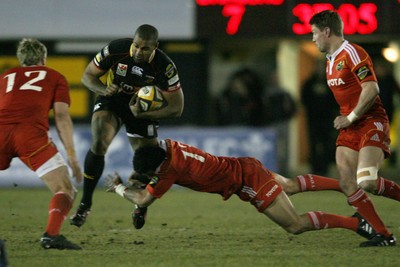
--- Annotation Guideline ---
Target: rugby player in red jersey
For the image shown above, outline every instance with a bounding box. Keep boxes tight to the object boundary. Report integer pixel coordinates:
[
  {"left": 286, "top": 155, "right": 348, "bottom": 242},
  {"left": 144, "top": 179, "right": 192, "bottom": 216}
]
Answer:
[
  {"left": 0, "top": 38, "right": 82, "bottom": 249},
  {"left": 310, "top": 10, "right": 398, "bottom": 246},
  {"left": 105, "top": 139, "right": 379, "bottom": 247}
]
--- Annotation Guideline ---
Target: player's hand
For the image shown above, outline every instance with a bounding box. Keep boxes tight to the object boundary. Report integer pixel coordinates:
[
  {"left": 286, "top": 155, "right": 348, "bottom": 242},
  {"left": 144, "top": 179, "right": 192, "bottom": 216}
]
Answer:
[
  {"left": 105, "top": 172, "right": 123, "bottom": 192},
  {"left": 129, "top": 93, "right": 141, "bottom": 117},
  {"left": 104, "top": 83, "right": 121, "bottom": 96},
  {"left": 333, "top": 115, "right": 352, "bottom": 130},
  {"left": 68, "top": 156, "right": 83, "bottom": 183}
]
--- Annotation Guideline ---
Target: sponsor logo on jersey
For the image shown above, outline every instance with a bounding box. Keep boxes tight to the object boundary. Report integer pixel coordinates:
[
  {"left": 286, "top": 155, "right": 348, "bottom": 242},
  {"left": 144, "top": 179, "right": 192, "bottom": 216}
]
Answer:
[
  {"left": 356, "top": 65, "right": 371, "bottom": 81},
  {"left": 103, "top": 45, "right": 110, "bottom": 57},
  {"left": 166, "top": 64, "right": 176, "bottom": 78},
  {"left": 327, "top": 78, "right": 345, "bottom": 86},
  {"left": 120, "top": 82, "right": 135, "bottom": 94},
  {"left": 149, "top": 176, "right": 159, "bottom": 188},
  {"left": 336, "top": 61, "right": 344, "bottom": 71},
  {"left": 370, "top": 133, "right": 380, "bottom": 142},
  {"left": 93, "top": 103, "right": 102, "bottom": 112},
  {"left": 255, "top": 200, "right": 265, "bottom": 209},
  {"left": 144, "top": 75, "right": 155, "bottom": 83},
  {"left": 265, "top": 184, "right": 279, "bottom": 197},
  {"left": 131, "top": 66, "right": 143, "bottom": 76},
  {"left": 168, "top": 74, "right": 179, "bottom": 85},
  {"left": 95, "top": 52, "right": 103, "bottom": 63},
  {"left": 116, "top": 63, "right": 128, "bottom": 77}
]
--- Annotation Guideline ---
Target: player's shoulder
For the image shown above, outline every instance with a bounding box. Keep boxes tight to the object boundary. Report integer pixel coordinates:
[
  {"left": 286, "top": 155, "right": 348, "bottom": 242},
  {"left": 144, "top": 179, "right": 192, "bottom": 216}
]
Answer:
[
  {"left": 0, "top": 66, "right": 19, "bottom": 76},
  {"left": 40, "top": 66, "right": 65, "bottom": 78},
  {"left": 344, "top": 42, "right": 369, "bottom": 59},
  {"left": 153, "top": 49, "right": 176, "bottom": 66}
]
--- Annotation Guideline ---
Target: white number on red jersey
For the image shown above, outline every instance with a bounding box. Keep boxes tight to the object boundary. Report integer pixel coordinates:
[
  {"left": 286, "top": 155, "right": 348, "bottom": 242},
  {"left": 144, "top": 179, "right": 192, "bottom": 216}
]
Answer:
[{"left": 4, "top": 70, "right": 47, "bottom": 93}]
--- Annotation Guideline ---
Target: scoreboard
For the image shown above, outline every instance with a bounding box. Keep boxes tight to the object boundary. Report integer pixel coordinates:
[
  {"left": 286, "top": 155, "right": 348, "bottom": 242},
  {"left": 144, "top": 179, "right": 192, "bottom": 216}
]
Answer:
[{"left": 196, "top": 0, "right": 400, "bottom": 37}]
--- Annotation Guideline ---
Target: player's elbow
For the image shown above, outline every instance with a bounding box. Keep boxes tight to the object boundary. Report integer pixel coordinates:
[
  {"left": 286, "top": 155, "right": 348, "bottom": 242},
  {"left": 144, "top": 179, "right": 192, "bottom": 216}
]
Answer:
[
  {"left": 164, "top": 105, "right": 183, "bottom": 118},
  {"left": 171, "top": 108, "right": 183, "bottom": 118},
  {"left": 81, "top": 75, "right": 90, "bottom": 88}
]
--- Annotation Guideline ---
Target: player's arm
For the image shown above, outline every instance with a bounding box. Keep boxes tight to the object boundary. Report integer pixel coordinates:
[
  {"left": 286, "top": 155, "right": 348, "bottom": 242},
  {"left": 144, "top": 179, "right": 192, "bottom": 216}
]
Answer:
[
  {"left": 334, "top": 81, "right": 378, "bottom": 129},
  {"left": 123, "top": 188, "right": 156, "bottom": 207},
  {"left": 105, "top": 172, "right": 156, "bottom": 207},
  {"left": 81, "top": 61, "right": 119, "bottom": 96},
  {"left": 352, "top": 81, "right": 379, "bottom": 116},
  {"left": 53, "top": 102, "right": 83, "bottom": 183},
  {"left": 131, "top": 88, "right": 184, "bottom": 119}
]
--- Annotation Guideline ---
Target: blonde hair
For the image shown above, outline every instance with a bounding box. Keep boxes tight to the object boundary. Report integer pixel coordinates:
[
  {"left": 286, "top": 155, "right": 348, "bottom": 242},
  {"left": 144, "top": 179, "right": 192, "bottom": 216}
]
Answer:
[{"left": 16, "top": 38, "right": 47, "bottom": 66}]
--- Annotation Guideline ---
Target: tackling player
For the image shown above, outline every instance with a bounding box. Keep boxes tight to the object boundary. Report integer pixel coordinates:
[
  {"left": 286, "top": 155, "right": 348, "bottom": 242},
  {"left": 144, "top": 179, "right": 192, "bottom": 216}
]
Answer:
[
  {"left": 0, "top": 38, "right": 83, "bottom": 250},
  {"left": 105, "top": 139, "right": 380, "bottom": 247},
  {"left": 70, "top": 24, "right": 184, "bottom": 228},
  {"left": 310, "top": 10, "right": 399, "bottom": 246}
]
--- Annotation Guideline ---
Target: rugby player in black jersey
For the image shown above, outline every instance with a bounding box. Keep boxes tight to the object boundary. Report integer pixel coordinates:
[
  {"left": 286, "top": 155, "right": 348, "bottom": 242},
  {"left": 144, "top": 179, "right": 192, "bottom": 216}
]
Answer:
[{"left": 70, "top": 24, "right": 184, "bottom": 229}]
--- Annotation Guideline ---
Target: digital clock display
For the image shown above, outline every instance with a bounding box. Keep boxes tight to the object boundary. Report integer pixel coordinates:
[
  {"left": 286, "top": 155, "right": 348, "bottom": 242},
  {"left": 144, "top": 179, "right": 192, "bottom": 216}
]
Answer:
[{"left": 196, "top": 0, "right": 400, "bottom": 37}]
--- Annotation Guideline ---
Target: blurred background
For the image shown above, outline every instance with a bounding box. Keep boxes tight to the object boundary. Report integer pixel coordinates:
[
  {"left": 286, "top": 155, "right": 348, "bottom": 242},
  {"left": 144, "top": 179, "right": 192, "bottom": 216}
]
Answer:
[{"left": 1, "top": 0, "right": 399, "bottom": 186}]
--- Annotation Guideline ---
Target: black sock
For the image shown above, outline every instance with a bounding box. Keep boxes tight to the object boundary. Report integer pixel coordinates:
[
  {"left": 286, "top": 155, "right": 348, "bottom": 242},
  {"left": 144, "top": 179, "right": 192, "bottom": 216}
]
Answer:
[{"left": 80, "top": 150, "right": 105, "bottom": 208}]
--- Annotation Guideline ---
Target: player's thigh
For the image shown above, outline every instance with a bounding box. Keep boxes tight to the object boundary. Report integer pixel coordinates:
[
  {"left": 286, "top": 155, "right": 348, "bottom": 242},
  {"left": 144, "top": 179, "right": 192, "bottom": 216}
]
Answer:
[
  {"left": 358, "top": 146, "right": 384, "bottom": 169},
  {"left": 90, "top": 110, "right": 121, "bottom": 151}
]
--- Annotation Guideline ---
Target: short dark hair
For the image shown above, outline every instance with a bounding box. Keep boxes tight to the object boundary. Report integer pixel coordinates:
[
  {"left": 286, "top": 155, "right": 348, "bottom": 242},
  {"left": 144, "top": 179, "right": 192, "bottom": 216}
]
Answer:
[
  {"left": 309, "top": 10, "right": 343, "bottom": 37},
  {"left": 133, "top": 145, "right": 166, "bottom": 174},
  {"left": 134, "top": 24, "right": 159, "bottom": 43}
]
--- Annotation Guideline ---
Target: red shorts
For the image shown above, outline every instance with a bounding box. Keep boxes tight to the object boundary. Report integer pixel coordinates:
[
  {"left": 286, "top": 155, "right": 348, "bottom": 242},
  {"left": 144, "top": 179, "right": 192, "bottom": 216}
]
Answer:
[
  {"left": 236, "top": 158, "right": 283, "bottom": 212},
  {"left": 337, "top": 117, "right": 391, "bottom": 158},
  {"left": 0, "top": 124, "right": 58, "bottom": 171}
]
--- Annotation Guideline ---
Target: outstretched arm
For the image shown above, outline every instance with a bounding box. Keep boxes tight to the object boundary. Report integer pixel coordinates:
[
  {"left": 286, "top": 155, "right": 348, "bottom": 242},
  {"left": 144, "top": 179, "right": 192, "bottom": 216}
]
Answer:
[{"left": 105, "top": 172, "right": 156, "bottom": 207}]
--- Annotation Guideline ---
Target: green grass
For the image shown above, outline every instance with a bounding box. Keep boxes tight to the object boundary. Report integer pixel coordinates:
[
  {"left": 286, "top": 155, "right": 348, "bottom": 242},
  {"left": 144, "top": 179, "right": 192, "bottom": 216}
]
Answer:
[{"left": 0, "top": 188, "right": 399, "bottom": 267}]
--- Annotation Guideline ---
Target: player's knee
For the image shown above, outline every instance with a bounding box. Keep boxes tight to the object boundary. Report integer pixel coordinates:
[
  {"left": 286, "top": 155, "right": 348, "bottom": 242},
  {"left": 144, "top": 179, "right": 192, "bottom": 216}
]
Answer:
[
  {"left": 91, "top": 139, "right": 109, "bottom": 154},
  {"left": 357, "top": 167, "right": 378, "bottom": 193},
  {"left": 283, "top": 179, "right": 300, "bottom": 196}
]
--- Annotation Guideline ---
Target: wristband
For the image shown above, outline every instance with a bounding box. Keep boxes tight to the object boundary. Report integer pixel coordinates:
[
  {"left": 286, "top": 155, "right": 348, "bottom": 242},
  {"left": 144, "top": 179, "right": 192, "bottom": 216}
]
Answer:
[
  {"left": 346, "top": 111, "right": 359, "bottom": 123},
  {"left": 115, "top": 184, "right": 127, "bottom": 197}
]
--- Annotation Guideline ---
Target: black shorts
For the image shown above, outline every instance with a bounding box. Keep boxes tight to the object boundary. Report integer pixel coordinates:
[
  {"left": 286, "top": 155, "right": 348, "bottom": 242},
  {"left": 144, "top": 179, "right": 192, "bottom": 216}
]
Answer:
[{"left": 93, "top": 94, "right": 159, "bottom": 138}]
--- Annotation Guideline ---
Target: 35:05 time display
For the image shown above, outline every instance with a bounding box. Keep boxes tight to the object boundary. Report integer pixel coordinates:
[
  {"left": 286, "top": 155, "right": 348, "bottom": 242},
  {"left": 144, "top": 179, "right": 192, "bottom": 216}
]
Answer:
[{"left": 196, "top": 1, "right": 400, "bottom": 37}]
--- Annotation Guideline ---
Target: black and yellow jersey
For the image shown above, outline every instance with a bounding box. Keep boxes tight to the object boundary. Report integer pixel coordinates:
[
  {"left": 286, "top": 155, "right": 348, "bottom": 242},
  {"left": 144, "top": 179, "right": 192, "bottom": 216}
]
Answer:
[{"left": 93, "top": 38, "right": 181, "bottom": 95}]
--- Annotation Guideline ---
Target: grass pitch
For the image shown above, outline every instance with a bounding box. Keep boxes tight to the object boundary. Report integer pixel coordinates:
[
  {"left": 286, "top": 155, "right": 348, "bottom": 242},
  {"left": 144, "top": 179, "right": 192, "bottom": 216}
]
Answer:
[{"left": 0, "top": 187, "right": 399, "bottom": 267}]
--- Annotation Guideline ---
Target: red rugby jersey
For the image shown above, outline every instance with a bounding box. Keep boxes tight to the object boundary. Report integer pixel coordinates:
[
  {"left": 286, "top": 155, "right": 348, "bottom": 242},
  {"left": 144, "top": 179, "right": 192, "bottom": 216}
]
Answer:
[
  {"left": 326, "top": 41, "right": 387, "bottom": 120},
  {"left": 147, "top": 139, "right": 243, "bottom": 200},
  {"left": 0, "top": 66, "right": 70, "bottom": 130}
]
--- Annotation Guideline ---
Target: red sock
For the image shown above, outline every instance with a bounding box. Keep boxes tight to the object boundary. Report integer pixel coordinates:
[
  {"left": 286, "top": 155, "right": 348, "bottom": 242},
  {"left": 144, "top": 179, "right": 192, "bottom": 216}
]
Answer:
[
  {"left": 45, "top": 192, "right": 73, "bottom": 236},
  {"left": 347, "top": 189, "right": 391, "bottom": 237},
  {"left": 307, "top": 211, "right": 357, "bottom": 231},
  {"left": 296, "top": 174, "right": 341, "bottom": 192},
  {"left": 376, "top": 177, "right": 400, "bottom": 201}
]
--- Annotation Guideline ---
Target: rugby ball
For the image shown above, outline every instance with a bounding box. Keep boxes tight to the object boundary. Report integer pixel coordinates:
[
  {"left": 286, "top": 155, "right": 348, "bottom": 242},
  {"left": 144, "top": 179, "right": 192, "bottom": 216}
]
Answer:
[{"left": 137, "top": 86, "right": 165, "bottom": 111}]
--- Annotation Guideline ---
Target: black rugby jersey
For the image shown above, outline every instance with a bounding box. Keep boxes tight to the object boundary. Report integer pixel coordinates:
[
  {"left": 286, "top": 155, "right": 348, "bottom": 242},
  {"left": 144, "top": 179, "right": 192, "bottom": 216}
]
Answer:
[{"left": 93, "top": 38, "right": 181, "bottom": 95}]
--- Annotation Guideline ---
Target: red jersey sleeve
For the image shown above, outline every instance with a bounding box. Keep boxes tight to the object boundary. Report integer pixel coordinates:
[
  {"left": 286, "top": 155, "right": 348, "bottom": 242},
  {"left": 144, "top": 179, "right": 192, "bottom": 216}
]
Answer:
[
  {"left": 53, "top": 74, "right": 71, "bottom": 106},
  {"left": 345, "top": 43, "right": 377, "bottom": 84}
]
